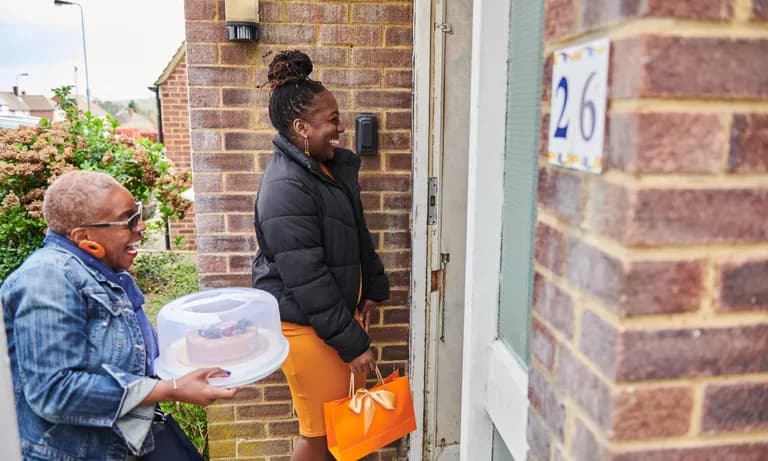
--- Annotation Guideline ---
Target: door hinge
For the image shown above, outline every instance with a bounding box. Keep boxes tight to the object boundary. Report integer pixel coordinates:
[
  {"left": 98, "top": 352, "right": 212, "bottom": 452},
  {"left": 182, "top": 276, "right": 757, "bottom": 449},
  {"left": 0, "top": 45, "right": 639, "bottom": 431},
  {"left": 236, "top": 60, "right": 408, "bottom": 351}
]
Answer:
[
  {"left": 427, "top": 177, "right": 438, "bottom": 225},
  {"left": 434, "top": 23, "right": 454, "bottom": 34}
]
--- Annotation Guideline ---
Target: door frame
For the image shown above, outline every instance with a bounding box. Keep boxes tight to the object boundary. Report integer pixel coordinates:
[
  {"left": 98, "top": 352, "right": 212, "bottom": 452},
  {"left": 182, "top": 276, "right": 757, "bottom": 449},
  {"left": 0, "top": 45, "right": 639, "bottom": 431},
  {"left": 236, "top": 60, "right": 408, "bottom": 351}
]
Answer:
[
  {"left": 460, "top": 0, "right": 530, "bottom": 459},
  {"left": 408, "top": 0, "right": 433, "bottom": 459},
  {"left": 411, "top": 0, "right": 530, "bottom": 460}
]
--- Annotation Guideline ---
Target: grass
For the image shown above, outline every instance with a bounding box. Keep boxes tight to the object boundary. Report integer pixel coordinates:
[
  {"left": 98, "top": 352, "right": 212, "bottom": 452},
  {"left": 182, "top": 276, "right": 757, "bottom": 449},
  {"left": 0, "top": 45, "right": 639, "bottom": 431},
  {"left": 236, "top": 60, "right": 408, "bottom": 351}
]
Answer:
[{"left": 131, "top": 251, "right": 210, "bottom": 459}]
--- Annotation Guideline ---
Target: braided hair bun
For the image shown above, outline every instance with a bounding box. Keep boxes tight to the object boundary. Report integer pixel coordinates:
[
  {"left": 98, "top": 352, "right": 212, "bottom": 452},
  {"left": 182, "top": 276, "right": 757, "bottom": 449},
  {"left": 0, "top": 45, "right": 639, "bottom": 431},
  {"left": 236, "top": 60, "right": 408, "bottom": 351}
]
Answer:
[
  {"left": 266, "top": 50, "right": 327, "bottom": 136},
  {"left": 267, "top": 50, "right": 315, "bottom": 88}
]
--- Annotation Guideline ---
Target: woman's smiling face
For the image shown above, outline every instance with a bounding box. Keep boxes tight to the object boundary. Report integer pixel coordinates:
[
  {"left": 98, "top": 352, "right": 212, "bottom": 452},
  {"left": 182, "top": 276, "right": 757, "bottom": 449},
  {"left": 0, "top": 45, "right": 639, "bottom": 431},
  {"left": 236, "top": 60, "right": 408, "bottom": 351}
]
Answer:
[
  {"left": 301, "top": 90, "right": 345, "bottom": 162},
  {"left": 76, "top": 186, "right": 146, "bottom": 270}
]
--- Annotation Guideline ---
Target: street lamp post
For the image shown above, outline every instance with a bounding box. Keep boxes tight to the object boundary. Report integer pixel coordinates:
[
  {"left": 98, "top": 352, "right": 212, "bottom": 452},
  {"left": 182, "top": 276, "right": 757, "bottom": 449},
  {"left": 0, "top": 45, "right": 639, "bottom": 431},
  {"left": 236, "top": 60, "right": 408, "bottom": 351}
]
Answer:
[{"left": 54, "top": 0, "right": 91, "bottom": 113}]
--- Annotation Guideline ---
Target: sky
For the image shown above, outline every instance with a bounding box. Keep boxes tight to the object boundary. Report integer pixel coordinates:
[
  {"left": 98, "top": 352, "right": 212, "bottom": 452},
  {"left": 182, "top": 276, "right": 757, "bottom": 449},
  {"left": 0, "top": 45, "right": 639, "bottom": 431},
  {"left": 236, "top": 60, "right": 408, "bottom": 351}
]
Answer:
[{"left": 0, "top": 0, "right": 185, "bottom": 101}]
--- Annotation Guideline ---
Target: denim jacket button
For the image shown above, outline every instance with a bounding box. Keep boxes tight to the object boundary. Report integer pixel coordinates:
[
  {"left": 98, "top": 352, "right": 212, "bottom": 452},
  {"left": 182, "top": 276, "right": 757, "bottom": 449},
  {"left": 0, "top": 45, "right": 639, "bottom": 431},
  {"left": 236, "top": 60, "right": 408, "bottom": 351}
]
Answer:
[{"left": 134, "top": 344, "right": 144, "bottom": 350}]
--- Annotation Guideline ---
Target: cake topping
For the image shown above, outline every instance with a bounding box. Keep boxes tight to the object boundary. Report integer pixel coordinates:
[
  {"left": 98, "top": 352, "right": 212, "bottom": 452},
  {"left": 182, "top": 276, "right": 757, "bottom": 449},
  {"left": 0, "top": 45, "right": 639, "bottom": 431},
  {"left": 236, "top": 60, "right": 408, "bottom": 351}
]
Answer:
[{"left": 198, "top": 319, "right": 253, "bottom": 339}]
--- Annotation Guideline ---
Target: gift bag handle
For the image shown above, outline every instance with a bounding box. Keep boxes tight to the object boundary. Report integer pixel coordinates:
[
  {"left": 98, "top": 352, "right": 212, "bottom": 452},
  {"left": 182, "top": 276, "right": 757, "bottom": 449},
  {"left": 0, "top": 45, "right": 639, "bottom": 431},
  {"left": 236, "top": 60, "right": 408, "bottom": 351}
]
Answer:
[{"left": 348, "top": 366, "right": 386, "bottom": 397}]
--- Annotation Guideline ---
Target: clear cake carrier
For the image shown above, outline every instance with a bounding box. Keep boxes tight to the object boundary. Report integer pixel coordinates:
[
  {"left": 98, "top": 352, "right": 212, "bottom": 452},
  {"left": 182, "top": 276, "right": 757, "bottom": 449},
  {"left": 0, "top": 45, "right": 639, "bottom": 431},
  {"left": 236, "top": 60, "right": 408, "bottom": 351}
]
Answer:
[{"left": 153, "top": 288, "right": 288, "bottom": 388}]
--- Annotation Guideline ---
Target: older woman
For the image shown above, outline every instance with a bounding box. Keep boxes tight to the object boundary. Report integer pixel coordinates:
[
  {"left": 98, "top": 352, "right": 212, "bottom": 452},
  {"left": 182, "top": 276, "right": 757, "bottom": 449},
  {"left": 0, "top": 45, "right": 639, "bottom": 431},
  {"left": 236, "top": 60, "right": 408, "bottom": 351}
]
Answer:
[{"left": 1, "top": 170, "right": 237, "bottom": 461}]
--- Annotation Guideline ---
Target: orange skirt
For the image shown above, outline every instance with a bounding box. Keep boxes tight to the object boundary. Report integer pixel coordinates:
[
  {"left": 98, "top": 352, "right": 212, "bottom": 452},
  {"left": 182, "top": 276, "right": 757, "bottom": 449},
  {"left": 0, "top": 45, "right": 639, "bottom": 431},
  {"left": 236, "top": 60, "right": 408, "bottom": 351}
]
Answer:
[{"left": 281, "top": 322, "right": 366, "bottom": 437}]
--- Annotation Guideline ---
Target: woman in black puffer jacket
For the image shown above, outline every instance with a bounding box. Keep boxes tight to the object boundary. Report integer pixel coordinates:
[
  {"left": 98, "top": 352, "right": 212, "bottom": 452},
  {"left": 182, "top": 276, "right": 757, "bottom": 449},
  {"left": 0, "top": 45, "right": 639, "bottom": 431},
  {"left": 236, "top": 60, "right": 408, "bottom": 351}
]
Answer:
[{"left": 252, "top": 50, "right": 389, "bottom": 461}]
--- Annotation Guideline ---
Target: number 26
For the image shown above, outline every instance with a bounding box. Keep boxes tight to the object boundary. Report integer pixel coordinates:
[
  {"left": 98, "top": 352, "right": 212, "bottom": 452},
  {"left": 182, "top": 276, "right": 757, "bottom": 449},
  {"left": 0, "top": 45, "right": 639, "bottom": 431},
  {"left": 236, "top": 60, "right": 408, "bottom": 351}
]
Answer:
[{"left": 553, "top": 72, "right": 597, "bottom": 142}]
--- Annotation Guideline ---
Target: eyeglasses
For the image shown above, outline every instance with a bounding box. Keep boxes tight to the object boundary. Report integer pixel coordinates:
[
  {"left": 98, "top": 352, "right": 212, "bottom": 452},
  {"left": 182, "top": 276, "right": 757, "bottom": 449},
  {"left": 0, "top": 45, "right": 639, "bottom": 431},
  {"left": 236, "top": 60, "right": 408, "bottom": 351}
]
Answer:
[{"left": 81, "top": 202, "right": 145, "bottom": 233}]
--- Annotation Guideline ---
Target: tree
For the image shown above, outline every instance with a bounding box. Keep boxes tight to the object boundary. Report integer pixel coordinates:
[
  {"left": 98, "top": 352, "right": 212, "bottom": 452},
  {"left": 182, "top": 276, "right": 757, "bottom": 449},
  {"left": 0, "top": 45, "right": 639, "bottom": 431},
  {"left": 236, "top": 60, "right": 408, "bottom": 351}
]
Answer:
[{"left": 0, "top": 86, "right": 191, "bottom": 282}]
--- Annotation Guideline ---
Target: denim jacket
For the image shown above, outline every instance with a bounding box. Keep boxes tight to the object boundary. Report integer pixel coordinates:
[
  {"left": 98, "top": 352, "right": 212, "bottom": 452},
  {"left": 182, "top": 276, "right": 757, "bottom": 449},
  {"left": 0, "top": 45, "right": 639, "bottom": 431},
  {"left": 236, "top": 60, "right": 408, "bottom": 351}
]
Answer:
[{"left": 1, "top": 240, "right": 159, "bottom": 461}]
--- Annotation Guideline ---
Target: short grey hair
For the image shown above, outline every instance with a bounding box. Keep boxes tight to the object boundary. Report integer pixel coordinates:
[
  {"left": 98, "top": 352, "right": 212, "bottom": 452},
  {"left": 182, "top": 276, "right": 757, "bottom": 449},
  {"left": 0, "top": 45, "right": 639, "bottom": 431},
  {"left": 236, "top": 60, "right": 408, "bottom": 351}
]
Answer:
[{"left": 43, "top": 170, "right": 122, "bottom": 235}]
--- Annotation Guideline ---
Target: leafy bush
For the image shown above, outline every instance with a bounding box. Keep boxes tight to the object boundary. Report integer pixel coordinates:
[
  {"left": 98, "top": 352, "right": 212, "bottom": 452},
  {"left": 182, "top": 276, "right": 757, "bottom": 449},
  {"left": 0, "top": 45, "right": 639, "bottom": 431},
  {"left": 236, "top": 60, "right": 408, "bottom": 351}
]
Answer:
[
  {"left": 0, "top": 86, "right": 191, "bottom": 282},
  {"left": 132, "top": 251, "right": 209, "bottom": 458}
]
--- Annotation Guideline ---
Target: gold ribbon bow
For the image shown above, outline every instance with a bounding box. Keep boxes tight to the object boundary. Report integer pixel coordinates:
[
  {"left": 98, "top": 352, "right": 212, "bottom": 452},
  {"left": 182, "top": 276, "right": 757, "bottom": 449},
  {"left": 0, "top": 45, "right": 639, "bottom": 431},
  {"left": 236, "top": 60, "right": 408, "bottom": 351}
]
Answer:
[{"left": 348, "top": 387, "right": 396, "bottom": 434}]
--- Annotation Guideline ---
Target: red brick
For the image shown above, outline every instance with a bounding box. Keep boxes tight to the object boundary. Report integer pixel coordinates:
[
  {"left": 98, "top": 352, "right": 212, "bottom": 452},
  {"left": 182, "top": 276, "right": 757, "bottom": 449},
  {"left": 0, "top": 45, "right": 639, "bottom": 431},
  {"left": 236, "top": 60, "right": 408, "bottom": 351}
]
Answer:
[
  {"left": 219, "top": 43, "right": 258, "bottom": 65},
  {"left": 239, "top": 439, "right": 292, "bottom": 456},
  {"left": 232, "top": 384, "right": 263, "bottom": 402},
  {"left": 351, "top": 4, "right": 412, "bottom": 24},
  {"left": 185, "top": 20, "right": 228, "bottom": 42},
  {"left": 380, "top": 132, "right": 411, "bottom": 151},
  {"left": 534, "top": 222, "right": 564, "bottom": 274},
  {"left": 717, "top": 258, "right": 768, "bottom": 312},
  {"left": 645, "top": 0, "right": 733, "bottom": 19},
  {"left": 224, "top": 132, "right": 272, "bottom": 150},
  {"left": 385, "top": 26, "right": 412, "bottom": 46},
  {"left": 319, "top": 69, "right": 381, "bottom": 87},
  {"left": 195, "top": 214, "right": 225, "bottom": 233},
  {"left": 579, "top": 310, "right": 619, "bottom": 376},
  {"left": 185, "top": 0, "right": 217, "bottom": 20},
  {"left": 319, "top": 25, "right": 381, "bottom": 46},
  {"left": 386, "top": 112, "right": 411, "bottom": 130},
  {"left": 557, "top": 348, "right": 613, "bottom": 428},
  {"left": 191, "top": 131, "right": 222, "bottom": 151},
  {"left": 228, "top": 255, "right": 251, "bottom": 272},
  {"left": 729, "top": 113, "right": 768, "bottom": 172},
  {"left": 530, "top": 318, "right": 557, "bottom": 370},
  {"left": 197, "top": 254, "right": 227, "bottom": 273},
  {"left": 353, "top": 48, "right": 412, "bottom": 68},
  {"left": 199, "top": 273, "right": 251, "bottom": 288},
  {"left": 226, "top": 213, "right": 254, "bottom": 233},
  {"left": 225, "top": 173, "right": 260, "bottom": 192},
  {"left": 382, "top": 307, "right": 409, "bottom": 324},
  {"left": 384, "top": 193, "right": 411, "bottom": 211},
  {"left": 236, "top": 402, "right": 292, "bottom": 420},
  {"left": 193, "top": 153, "right": 254, "bottom": 172},
  {"left": 222, "top": 88, "right": 267, "bottom": 108},
  {"left": 190, "top": 109, "right": 250, "bottom": 129},
  {"left": 187, "top": 66, "right": 251, "bottom": 86},
  {"left": 268, "top": 420, "right": 300, "bottom": 437},
  {"left": 285, "top": 2, "right": 347, "bottom": 23},
  {"left": 537, "top": 166, "right": 583, "bottom": 224},
  {"left": 378, "top": 251, "right": 410, "bottom": 269},
  {"left": 613, "top": 443, "right": 768, "bottom": 461},
  {"left": 359, "top": 174, "right": 410, "bottom": 192},
  {"left": 260, "top": 24, "right": 316, "bottom": 43},
  {"left": 617, "top": 324, "right": 768, "bottom": 381},
  {"left": 193, "top": 173, "right": 224, "bottom": 193},
  {"left": 703, "top": 381, "right": 768, "bottom": 433},
  {"left": 757, "top": 0, "right": 768, "bottom": 20},
  {"left": 368, "top": 325, "right": 409, "bottom": 343},
  {"left": 383, "top": 70, "right": 412, "bottom": 88},
  {"left": 572, "top": 418, "right": 609, "bottom": 461},
  {"left": 365, "top": 212, "right": 409, "bottom": 231},
  {"left": 589, "top": 181, "right": 768, "bottom": 245},
  {"left": 613, "top": 386, "right": 693, "bottom": 440},
  {"left": 545, "top": 0, "right": 575, "bottom": 41},
  {"left": 385, "top": 153, "right": 411, "bottom": 171},
  {"left": 612, "top": 36, "right": 768, "bottom": 99},
  {"left": 195, "top": 195, "right": 255, "bottom": 214},
  {"left": 262, "top": 384, "right": 292, "bottom": 402},
  {"left": 381, "top": 345, "right": 408, "bottom": 361},
  {"left": 382, "top": 231, "right": 409, "bottom": 248},
  {"left": 529, "top": 366, "right": 566, "bottom": 440},
  {"left": 527, "top": 410, "right": 553, "bottom": 461},
  {"left": 207, "top": 421, "right": 265, "bottom": 439},
  {"left": 186, "top": 43, "right": 218, "bottom": 65},
  {"left": 356, "top": 91, "right": 412, "bottom": 109},
  {"left": 532, "top": 273, "right": 574, "bottom": 338},
  {"left": 607, "top": 112, "right": 726, "bottom": 174},
  {"left": 362, "top": 192, "right": 381, "bottom": 210}
]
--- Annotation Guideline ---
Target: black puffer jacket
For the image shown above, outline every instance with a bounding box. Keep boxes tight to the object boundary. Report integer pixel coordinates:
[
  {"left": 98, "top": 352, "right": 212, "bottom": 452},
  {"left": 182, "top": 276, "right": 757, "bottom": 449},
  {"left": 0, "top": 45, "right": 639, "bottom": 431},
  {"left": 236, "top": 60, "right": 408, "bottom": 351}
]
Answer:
[{"left": 252, "top": 134, "right": 389, "bottom": 362}]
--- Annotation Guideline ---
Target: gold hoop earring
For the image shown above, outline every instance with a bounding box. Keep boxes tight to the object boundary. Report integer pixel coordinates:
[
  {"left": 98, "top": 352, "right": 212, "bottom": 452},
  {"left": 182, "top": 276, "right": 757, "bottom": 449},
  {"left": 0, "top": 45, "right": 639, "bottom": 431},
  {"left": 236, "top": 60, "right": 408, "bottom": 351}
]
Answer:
[{"left": 304, "top": 137, "right": 310, "bottom": 157}]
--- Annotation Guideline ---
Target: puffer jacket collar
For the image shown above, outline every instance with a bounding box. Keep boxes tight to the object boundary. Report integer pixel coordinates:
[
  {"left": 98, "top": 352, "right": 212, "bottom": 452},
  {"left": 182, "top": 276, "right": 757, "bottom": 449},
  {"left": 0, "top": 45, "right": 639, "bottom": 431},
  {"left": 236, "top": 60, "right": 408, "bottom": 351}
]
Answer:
[{"left": 272, "top": 133, "right": 360, "bottom": 188}]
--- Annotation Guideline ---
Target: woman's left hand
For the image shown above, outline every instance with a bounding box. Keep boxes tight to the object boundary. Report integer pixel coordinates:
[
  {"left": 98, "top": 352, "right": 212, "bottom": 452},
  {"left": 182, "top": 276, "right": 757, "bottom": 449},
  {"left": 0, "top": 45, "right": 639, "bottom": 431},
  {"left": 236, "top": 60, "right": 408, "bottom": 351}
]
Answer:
[{"left": 358, "top": 299, "right": 377, "bottom": 331}]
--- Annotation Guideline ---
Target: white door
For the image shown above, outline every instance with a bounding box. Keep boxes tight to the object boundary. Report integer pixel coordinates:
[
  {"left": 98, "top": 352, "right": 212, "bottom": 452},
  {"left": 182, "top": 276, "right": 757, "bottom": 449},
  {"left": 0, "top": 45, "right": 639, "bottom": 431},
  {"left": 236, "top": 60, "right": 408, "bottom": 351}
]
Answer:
[
  {"left": 411, "top": 0, "right": 473, "bottom": 460},
  {"left": 460, "top": 0, "right": 545, "bottom": 460}
]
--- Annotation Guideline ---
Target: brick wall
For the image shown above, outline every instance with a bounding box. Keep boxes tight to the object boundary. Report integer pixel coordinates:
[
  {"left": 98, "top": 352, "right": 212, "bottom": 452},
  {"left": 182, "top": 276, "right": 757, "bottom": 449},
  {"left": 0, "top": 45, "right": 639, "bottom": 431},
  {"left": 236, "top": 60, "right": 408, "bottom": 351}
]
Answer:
[
  {"left": 160, "top": 50, "right": 197, "bottom": 250},
  {"left": 183, "top": 1, "right": 413, "bottom": 459},
  {"left": 531, "top": 1, "right": 768, "bottom": 460}
]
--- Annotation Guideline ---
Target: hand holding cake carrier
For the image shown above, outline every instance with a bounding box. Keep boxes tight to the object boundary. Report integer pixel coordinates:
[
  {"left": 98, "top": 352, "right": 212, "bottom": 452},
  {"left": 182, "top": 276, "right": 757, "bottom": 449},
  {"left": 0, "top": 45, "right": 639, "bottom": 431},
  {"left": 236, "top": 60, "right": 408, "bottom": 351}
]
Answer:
[{"left": 154, "top": 288, "right": 289, "bottom": 387}]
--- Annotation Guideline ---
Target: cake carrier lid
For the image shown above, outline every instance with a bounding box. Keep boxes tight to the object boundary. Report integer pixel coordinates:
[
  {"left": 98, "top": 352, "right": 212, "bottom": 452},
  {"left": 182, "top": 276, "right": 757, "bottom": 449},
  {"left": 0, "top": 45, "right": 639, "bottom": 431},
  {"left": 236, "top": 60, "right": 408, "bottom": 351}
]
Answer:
[{"left": 153, "top": 288, "right": 288, "bottom": 388}]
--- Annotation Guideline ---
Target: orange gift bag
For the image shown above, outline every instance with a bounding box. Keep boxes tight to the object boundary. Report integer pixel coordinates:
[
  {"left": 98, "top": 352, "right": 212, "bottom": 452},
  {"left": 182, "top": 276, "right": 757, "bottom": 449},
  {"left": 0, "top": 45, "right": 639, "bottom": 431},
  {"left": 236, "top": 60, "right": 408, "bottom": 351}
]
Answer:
[{"left": 324, "top": 368, "right": 417, "bottom": 461}]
